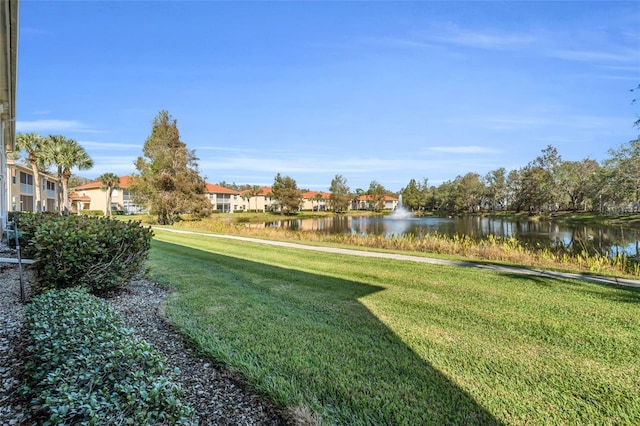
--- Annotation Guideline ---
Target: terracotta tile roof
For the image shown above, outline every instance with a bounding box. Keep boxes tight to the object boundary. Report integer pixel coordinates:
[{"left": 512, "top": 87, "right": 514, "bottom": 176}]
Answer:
[
  {"left": 301, "top": 191, "right": 331, "bottom": 199},
  {"left": 205, "top": 184, "right": 240, "bottom": 194},
  {"left": 69, "top": 192, "right": 91, "bottom": 202},
  {"left": 73, "top": 175, "right": 134, "bottom": 191},
  {"left": 240, "top": 187, "right": 272, "bottom": 196}
]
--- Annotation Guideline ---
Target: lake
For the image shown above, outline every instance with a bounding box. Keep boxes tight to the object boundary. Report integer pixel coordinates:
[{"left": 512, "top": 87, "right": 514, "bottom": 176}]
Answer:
[{"left": 260, "top": 215, "right": 640, "bottom": 257}]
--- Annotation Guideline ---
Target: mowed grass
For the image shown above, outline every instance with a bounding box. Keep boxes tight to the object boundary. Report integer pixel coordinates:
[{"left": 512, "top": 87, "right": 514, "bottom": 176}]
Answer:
[{"left": 150, "top": 229, "right": 640, "bottom": 425}]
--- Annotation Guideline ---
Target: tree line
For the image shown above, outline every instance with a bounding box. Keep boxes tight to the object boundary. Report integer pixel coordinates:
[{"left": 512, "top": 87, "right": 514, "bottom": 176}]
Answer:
[
  {"left": 222, "top": 138, "right": 640, "bottom": 217},
  {"left": 399, "top": 141, "right": 640, "bottom": 214}
]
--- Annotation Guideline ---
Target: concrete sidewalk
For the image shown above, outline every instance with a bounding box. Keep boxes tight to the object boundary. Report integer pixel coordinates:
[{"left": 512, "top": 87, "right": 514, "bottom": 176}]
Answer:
[{"left": 155, "top": 228, "right": 640, "bottom": 288}]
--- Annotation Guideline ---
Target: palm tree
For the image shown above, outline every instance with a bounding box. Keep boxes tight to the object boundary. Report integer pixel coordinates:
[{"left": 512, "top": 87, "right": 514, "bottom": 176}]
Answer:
[
  {"left": 45, "top": 136, "right": 94, "bottom": 213},
  {"left": 240, "top": 191, "right": 251, "bottom": 212},
  {"left": 249, "top": 185, "right": 262, "bottom": 212},
  {"left": 42, "top": 135, "right": 66, "bottom": 210},
  {"left": 97, "top": 173, "right": 120, "bottom": 217},
  {"left": 313, "top": 192, "right": 323, "bottom": 211},
  {"left": 15, "top": 132, "right": 48, "bottom": 212}
]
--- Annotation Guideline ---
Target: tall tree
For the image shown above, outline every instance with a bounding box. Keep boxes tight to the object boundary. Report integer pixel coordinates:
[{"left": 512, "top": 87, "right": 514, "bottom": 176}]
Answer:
[
  {"left": 329, "top": 174, "right": 350, "bottom": 213},
  {"left": 506, "top": 169, "right": 523, "bottom": 211},
  {"left": 97, "top": 173, "right": 120, "bottom": 217},
  {"left": 313, "top": 193, "right": 324, "bottom": 211},
  {"left": 353, "top": 188, "right": 366, "bottom": 210},
  {"left": 484, "top": 168, "right": 507, "bottom": 210},
  {"left": 434, "top": 180, "right": 455, "bottom": 211},
  {"left": 241, "top": 191, "right": 252, "bottom": 212},
  {"left": 512, "top": 145, "right": 562, "bottom": 213},
  {"left": 131, "top": 110, "right": 211, "bottom": 224},
  {"left": 271, "top": 173, "right": 301, "bottom": 214},
  {"left": 603, "top": 138, "right": 640, "bottom": 209},
  {"left": 401, "top": 179, "right": 421, "bottom": 211},
  {"left": 452, "top": 172, "right": 486, "bottom": 212},
  {"left": 42, "top": 135, "right": 66, "bottom": 209},
  {"left": 15, "top": 132, "right": 48, "bottom": 212},
  {"left": 367, "top": 180, "right": 387, "bottom": 212},
  {"left": 45, "top": 135, "right": 94, "bottom": 213},
  {"left": 555, "top": 159, "right": 600, "bottom": 211}
]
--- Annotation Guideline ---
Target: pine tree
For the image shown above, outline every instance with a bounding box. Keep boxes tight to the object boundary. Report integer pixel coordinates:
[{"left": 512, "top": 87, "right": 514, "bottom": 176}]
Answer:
[
  {"left": 131, "top": 110, "right": 211, "bottom": 224},
  {"left": 271, "top": 173, "right": 301, "bottom": 215},
  {"left": 329, "top": 174, "right": 350, "bottom": 213}
]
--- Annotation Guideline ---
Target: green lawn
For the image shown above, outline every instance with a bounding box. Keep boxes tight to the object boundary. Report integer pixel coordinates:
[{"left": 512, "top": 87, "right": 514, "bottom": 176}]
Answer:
[{"left": 149, "top": 229, "right": 640, "bottom": 425}]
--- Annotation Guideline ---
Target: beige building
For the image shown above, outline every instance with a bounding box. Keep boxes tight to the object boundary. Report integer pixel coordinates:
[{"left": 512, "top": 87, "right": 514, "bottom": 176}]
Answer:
[
  {"left": 300, "top": 191, "right": 331, "bottom": 211},
  {"left": 70, "top": 176, "right": 141, "bottom": 214},
  {"left": 205, "top": 184, "right": 242, "bottom": 213},
  {"left": 6, "top": 160, "right": 59, "bottom": 212},
  {"left": 238, "top": 187, "right": 275, "bottom": 212},
  {"left": 71, "top": 179, "right": 246, "bottom": 215},
  {"left": 351, "top": 195, "right": 398, "bottom": 211}
]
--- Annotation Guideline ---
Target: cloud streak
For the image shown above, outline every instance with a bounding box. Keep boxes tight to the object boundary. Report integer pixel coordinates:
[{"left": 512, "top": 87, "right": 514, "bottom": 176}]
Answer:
[
  {"left": 80, "top": 141, "right": 142, "bottom": 150},
  {"left": 427, "top": 146, "right": 501, "bottom": 154},
  {"left": 16, "top": 119, "right": 94, "bottom": 133}
]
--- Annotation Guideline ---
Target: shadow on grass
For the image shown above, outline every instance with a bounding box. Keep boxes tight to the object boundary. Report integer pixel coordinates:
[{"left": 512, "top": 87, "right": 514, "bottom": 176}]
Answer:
[
  {"left": 499, "top": 271, "right": 640, "bottom": 305},
  {"left": 149, "top": 239, "right": 502, "bottom": 425}
]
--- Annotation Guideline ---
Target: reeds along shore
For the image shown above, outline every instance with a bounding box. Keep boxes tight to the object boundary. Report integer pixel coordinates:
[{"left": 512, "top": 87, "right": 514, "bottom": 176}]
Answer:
[{"left": 170, "top": 219, "right": 640, "bottom": 277}]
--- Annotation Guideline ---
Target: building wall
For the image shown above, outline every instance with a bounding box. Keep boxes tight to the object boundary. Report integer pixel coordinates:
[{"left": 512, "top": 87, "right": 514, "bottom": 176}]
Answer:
[
  {"left": 239, "top": 194, "right": 274, "bottom": 212},
  {"left": 72, "top": 186, "right": 126, "bottom": 213},
  {"left": 7, "top": 162, "right": 58, "bottom": 213}
]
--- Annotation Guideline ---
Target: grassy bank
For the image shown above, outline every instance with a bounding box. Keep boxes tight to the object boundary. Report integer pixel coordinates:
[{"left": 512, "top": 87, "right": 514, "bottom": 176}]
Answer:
[
  {"left": 150, "top": 215, "right": 640, "bottom": 277},
  {"left": 149, "top": 228, "right": 640, "bottom": 425}
]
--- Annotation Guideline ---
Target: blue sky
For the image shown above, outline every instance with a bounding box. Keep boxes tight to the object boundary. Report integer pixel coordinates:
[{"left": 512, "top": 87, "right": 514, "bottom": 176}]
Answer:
[{"left": 15, "top": 1, "right": 640, "bottom": 192}]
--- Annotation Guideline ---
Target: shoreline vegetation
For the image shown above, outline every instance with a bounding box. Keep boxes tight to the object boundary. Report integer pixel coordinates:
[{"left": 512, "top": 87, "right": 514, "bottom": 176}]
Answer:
[{"left": 133, "top": 210, "right": 640, "bottom": 277}]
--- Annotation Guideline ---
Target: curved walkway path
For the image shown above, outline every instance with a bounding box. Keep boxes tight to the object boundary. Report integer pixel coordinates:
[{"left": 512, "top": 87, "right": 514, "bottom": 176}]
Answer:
[{"left": 155, "top": 228, "right": 640, "bottom": 288}]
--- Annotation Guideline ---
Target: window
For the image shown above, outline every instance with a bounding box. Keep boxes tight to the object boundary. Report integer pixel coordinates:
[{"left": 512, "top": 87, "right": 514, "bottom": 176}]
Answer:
[
  {"left": 20, "top": 195, "right": 34, "bottom": 212},
  {"left": 19, "top": 172, "right": 34, "bottom": 195},
  {"left": 19, "top": 172, "right": 33, "bottom": 185}
]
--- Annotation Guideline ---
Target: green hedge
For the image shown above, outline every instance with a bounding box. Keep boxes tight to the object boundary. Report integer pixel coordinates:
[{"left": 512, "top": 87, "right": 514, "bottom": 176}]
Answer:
[
  {"left": 8, "top": 214, "right": 153, "bottom": 294},
  {"left": 79, "top": 209, "right": 105, "bottom": 216},
  {"left": 6, "top": 212, "right": 57, "bottom": 251},
  {"left": 22, "top": 287, "right": 196, "bottom": 425}
]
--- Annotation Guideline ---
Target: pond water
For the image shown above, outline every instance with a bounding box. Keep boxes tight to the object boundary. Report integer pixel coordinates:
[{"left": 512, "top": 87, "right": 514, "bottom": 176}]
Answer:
[{"left": 260, "top": 215, "right": 640, "bottom": 257}]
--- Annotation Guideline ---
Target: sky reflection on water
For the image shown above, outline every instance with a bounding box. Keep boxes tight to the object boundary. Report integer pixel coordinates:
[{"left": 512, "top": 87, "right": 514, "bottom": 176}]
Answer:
[{"left": 263, "top": 215, "right": 640, "bottom": 257}]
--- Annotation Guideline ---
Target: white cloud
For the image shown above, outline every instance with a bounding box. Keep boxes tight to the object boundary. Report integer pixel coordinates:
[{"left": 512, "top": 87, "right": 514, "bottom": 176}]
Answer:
[
  {"left": 431, "top": 28, "right": 535, "bottom": 49},
  {"left": 79, "top": 140, "right": 141, "bottom": 150},
  {"left": 550, "top": 48, "right": 639, "bottom": 64},
  {"left": 427, "top": 146, "right": 500, "bottom": 154},
  {"left": 16, "top": 119, "right": 93, "bottom": 133},
  {"left": 78, "top": 155, "right": 138, "bottom": 179}
]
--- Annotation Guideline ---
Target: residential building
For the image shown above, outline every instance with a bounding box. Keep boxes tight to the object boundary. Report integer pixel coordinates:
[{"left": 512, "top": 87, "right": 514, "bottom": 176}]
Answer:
[
  {"left": 205, "top": 184, "right": 241, "bottom": 213},
  {"left": 239, "top": 187, "right": 275, "bottom": 212},
  {"left": 351, "top": 195, "right": 398, "bottom": 211},
  {"left": 6, "top": 160, "right": 59, "bottom": 212},
  {"left": 0, "top": 0, "right": 18, "bottom": 234},
  {"left": 300, "top": 191, "right": 331, "bottom": 211},
  {"left": 70, "top": 176, "right": 142, "bottom": 214}
]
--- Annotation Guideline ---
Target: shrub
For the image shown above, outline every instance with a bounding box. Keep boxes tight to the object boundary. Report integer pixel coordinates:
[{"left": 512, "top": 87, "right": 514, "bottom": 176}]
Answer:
[
  {"left": 30, "top": 216, "right": 153, "bottom": 294},
  {"left": 22, "top": 287, "right": 196, "bottom": 425},
  {"left": 6, "top": 212, "right": 57, "bottom": 253},
  {"left": 79, "top": 209, "right": 105, "bottom": 216}
]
